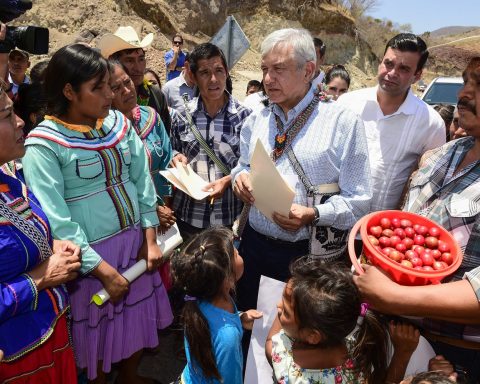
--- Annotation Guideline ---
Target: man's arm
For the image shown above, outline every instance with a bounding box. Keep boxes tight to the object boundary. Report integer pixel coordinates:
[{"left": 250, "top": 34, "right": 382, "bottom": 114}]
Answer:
[
  {"left": 165, "top": 49, "right": 179, "bottom": 72},
  {"left": 354, "top": 264, "right": 480, "bottom": 324}
]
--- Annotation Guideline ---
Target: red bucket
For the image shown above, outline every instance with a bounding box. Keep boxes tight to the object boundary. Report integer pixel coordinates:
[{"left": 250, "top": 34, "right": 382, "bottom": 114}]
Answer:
[{"left": 348, "top": 210, "right": 463, "bottom": 285}]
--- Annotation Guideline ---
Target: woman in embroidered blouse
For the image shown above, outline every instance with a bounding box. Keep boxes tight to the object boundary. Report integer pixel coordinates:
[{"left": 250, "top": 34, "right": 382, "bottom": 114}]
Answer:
[
  {"left": 21, "top": 44, "right": 173, "bottom": 383},
  {"left": 0, "top": 79, "right": 81, "bottom": 383},
  {"left": 108, "top": 60, "right": 176, "bottom": 232}
]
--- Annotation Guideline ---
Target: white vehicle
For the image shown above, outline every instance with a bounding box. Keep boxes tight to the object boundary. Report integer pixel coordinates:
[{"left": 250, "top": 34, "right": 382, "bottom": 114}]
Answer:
[{"left": 420, "top": 77, "right": 463, "bottom": 106}]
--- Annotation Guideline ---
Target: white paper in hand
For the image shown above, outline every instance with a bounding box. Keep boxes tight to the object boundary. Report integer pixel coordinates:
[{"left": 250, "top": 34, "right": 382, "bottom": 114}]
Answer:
[
  {"left": 250, "top": 139, "right": 295, "bottom": 220},
  {"left": 245, "top": 276, "right": 285, "bottom": 384},
  {"left": 157, "top": 223, "right": 183, "bottom": 257},
  {"left": 160, "top": 164, "right": 211, "bottom": 200}
]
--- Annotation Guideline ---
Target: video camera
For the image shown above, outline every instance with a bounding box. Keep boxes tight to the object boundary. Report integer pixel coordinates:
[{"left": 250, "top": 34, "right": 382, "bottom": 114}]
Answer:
[{"left": 0, "top": 0, "right": 49, "bottom": 54}]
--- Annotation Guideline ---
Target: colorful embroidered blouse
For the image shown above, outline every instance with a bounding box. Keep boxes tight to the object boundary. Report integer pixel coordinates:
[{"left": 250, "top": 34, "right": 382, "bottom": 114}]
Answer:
[
  {"left": 131, "top": 105, "right": 173, "bottom": 201},
  {"left": 271, "top": 330, "right": 364, "bottom": 384},
  {"left": 22, "top": 110, "right": 159, "bottom": 275},
  {"left": 0, "top": 162, "right": 69, "bottom": 361}
]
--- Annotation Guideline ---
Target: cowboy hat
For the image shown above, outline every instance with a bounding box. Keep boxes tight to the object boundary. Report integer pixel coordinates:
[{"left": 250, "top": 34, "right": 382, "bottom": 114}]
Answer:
[{"left": 97, "top": 26, "right": 154, "bottom": 58}]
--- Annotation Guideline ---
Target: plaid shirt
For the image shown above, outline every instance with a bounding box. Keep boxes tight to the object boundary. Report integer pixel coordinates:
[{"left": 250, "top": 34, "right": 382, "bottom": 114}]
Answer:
[
  {"left": 405, "top": 137, "right": 480, "bottom": 341},
  {"left": 171, "top": 94, "right": 251, "bottom": 228}
]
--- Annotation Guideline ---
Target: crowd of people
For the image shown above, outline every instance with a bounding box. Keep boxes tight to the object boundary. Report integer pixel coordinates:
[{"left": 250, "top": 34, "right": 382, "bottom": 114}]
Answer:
[{"left": 0, "top": 20, "right": 479, "bottom": 384}]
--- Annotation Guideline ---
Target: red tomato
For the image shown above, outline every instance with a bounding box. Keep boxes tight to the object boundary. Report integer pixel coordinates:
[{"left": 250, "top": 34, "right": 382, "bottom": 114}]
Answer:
[
  {"left": 402, "top": 237, "right": 414, "bottom": 249},
  {"left": 428, "top": 226, "right": 441, "bottom": 238},
  {"left": 404, "top": 227, "right": 416, "bottom": 238},
  {"left": 414, "top": 266, "right": 423, "bottom": 271},
  {"left": 391, "top": 218, "right": 401, "bottom": 228},
  {"left": 381, "top": 247, "right": 394, "bottom": 256},
  {"left": 425, "top": 236, "right": 439, "bottom": 249},
  {"left": 395, "top": 243, "right": 407, "bottom": 253},
  {"left": 410, "top": 257, "right": 423, "bottom": 267},
  {"left": 420, "top": 252, "right": 434, "bottom": 266},
  {"left": 382, "top": 229, "right": 394, "bottom": 238},
  {"left": 412, "top": 245, "right": 425, "bottom": 255},
  {"left": 416, "top": 225, "right": 429, "bottom": 236},
  {"left": 389, "top": 235, "right": 402, "bottom": 247},
  {"left": 414, "top": 235, "right": 425, "bottom": 246},
  {"left": 368, "top": 235, "right": 379, "bottom": 246},
  {"left": 401, "top": 260, "right": 413, "bottom": 268},
  {"left": 413, "top": 224, "right": 420, "bottom": 232},
  {"left": 438, "top": 241, "right": 451, "bottom": 253},
  {"left": 405, "top": 250, "right": 417, "bottom": 260},
  {"left": 400, "top": 219, "right": 413, "bottom": 228},
  {"left": 422, "top": 266, "right": 434, "bottom": 271},
  {"left": 431, "top": 249, "right": 442, "bottom": 260},
  {"left": 380, "top": 217, "right": 392, "bottom": 229},
  {"left": 389, "top": 250, "right": 404, "bottom": 263},
  {"left": 441, "top": 252, "right": 453, "bottom": 266},
  {"left": 393, "top": 228, "right": 406, "bottom": 239},
  {"left": 433, "top": 261, "right": 447, "bottom": 270},
  {"left": 379, "top": 236, "right": 391, "bottom": 248},
  {"left": 369, "top": 226, "right": 383, "bottom": 237}
]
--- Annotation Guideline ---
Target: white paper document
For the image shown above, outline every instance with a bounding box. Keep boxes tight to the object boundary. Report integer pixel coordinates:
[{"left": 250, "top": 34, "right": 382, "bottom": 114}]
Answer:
[
  {"left": 157, "top": 222, "right": 183, "bottom": 257},
  {"left": 160, "top": 163, "right": 211, "bottom": 200},
  {"left": 250, "top": 139, "right": 295, "bottom": 220},
  {"left": 245, "top": 276, "right": 285, "bottom": 384}
]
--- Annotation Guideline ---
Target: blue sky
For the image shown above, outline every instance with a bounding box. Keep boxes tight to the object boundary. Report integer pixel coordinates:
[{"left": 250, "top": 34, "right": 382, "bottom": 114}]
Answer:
[{"left": 368, "top": 0, "right": 480, "bottom": 34}]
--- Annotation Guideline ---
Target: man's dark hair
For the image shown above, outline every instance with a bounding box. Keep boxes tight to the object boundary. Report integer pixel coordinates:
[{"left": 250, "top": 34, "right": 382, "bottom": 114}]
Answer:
[
  {"left": 313, "top": 37, "right": 326, "bottom": 57},
  {"left": 246, "top": 79, "right": 261, "bottom": 91},
  {"left": 30, "top": 59, "right": 49, "bottom": 84},
  {"left": 384, "top": 33, "right": 429, "bottom": 72},
  {"left": 172, "top": 33, "right": 183, "bottom": 43}
]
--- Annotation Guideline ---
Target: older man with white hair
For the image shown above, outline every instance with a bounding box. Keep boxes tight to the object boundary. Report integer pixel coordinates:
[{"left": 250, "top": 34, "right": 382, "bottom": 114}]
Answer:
[{"left": 232, "top": 28, "right": 372, "bottom": 312}]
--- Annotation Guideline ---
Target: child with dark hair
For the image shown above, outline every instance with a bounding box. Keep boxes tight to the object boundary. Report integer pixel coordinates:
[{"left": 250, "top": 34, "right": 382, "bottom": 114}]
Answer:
[
  {"left": 401, "top": 371, "right": 457, "bottom": 384},
  {"left": 171, "top": 227, "right": 262, "bottom": 383},
  {"left": 266, "top": 257, "right": 420, "bottom": 384}
]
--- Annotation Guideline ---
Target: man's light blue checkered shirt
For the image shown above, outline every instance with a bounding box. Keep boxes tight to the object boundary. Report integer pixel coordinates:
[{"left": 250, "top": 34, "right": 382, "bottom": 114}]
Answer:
[{"left": 231, "top": 86, "right": 372, "bottom": 242}]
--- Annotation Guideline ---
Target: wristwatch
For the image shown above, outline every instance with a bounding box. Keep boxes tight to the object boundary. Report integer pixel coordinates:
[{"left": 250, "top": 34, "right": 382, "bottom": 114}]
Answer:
[{"left": 312, "top": 206, "right": 320, "bottom": 226}]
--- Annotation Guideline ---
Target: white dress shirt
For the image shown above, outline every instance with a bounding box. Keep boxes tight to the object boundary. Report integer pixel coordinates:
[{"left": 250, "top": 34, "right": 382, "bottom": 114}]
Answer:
[
  {"left": 337, "top": 86, "right": 446, "bottom": 212},
  {"left": 231, "top": 86, "right": 372, "bottom": 242}
]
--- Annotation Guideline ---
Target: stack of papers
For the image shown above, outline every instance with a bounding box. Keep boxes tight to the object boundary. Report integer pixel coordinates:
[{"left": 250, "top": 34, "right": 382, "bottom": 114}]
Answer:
[{"left": 160, "top": 163, "right": 211, "bottom": 200}]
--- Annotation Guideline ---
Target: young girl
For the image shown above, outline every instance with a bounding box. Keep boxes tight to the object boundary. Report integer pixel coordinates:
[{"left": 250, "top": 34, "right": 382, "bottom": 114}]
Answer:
[
  {"left": 22, "top": 44, "right": 173, "bottom": 383},
  {"left": 266, "top": 257, "right": 390, "bottom": 384},
  {"left": 171, "top": 226, "right": 261, "bottom": 383}
]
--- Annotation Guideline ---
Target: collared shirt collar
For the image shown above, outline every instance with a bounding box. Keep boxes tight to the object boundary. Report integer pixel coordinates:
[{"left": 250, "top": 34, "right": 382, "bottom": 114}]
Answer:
[
  {"left": 271, "top": 85, "right": 315, "bottom": 124},
  {"left": 190, "top": 91, "right": 238, "bottom": 117},
  {"left": 375, "top": 85, "right": 418, "bottom": 117}
]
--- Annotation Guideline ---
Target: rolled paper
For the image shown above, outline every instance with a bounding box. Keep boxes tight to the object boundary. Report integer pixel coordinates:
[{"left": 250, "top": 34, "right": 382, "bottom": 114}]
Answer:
[{"left": 91, "top": 259, "right": 147, "bottom": 306}]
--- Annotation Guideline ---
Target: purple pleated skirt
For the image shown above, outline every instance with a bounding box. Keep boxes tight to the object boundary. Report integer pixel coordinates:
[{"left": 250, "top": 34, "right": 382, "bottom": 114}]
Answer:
[{"left": 67, "top": 226, "right": 173, "bottom": 379}]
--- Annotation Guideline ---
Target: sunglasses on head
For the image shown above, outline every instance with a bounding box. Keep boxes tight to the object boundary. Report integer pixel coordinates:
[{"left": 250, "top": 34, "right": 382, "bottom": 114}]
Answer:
[{"left": 173, "top": 41, "right": 183, "bottom": 45}]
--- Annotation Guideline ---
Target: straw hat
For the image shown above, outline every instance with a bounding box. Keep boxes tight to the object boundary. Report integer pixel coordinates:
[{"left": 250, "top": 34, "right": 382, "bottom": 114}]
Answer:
[{"left": 97, "top": 26, "right": 154, "bottom": 58}]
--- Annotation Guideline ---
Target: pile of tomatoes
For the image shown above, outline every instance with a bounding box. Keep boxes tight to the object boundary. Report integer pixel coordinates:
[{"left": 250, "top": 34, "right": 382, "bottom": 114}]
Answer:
[{"left": 367, "top": 217, "right": 453, "bottom": 271}]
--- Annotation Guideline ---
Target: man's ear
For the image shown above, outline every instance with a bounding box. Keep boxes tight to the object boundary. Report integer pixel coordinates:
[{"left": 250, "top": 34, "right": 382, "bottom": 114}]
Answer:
[
  {"left": 63, "top": 83, "right": 75, "bottom": 101},
  {"left": 305, "top": 61, "right": 316, "bottom": 83},
  {"left": 413, "top": 69, "right": 423, "bottom": 84}
]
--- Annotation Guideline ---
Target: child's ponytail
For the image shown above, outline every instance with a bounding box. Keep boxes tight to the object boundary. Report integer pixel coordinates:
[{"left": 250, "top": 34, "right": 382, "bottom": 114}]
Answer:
[
  {"left": 351, "top": 307, "right": 389, "bottom": 384},
  {"left": 183, "top": 300, "right": 222, "bottom": 380}
]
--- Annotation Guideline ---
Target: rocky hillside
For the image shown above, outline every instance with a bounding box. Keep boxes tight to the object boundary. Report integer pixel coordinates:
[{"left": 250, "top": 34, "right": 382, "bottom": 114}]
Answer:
[{"left": 13, "top": 0, "right": 380, "bottom": 97}]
